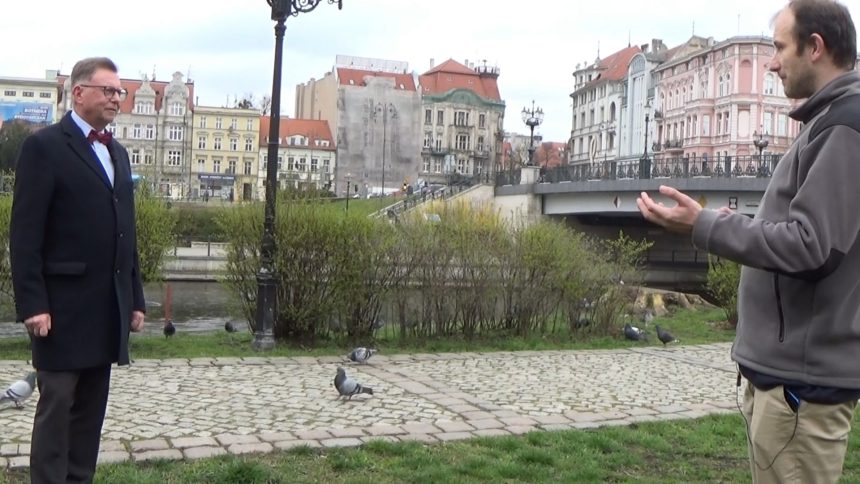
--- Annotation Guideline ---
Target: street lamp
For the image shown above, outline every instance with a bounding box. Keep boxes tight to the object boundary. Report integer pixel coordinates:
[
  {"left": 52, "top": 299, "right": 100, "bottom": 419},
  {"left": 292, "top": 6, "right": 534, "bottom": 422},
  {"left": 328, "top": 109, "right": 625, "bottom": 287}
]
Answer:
[
  {"left": 254, "top": 0, "right": 343, "bottom": 351},
  {"left": 639, "top": 113, "right": 651, "bottom": 180},
  {"left": 345, "top": 172, "right": 352, "bottom": 212},
  {"left": 753, "top": 128, "right": 769, "bottom": 158},
  {"left": 521, "top": 100, "right": 544, "bottom": 166}
]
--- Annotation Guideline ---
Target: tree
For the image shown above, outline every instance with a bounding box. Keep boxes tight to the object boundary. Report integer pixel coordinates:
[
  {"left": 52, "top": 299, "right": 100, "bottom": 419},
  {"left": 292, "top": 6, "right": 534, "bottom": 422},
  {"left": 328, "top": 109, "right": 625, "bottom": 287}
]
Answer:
[
  {"left": 258, "top": 95, "right": 272, "bottom": 115},
  {"left": 235, "top": 92, "right": 255, "bottom": 110},
  {"left": 134, "top": 185, "right": 177, "bottom": 283},
  {"left": 0, "top": 120, "right": 34, "bottom": 172}
]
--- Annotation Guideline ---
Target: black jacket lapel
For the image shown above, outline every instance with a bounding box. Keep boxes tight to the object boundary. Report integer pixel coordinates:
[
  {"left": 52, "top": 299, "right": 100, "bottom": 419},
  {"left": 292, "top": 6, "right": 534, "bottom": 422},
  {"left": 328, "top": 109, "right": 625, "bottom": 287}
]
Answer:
[{"left": 60, "top": 113, "right": 113, "bottom": 190}]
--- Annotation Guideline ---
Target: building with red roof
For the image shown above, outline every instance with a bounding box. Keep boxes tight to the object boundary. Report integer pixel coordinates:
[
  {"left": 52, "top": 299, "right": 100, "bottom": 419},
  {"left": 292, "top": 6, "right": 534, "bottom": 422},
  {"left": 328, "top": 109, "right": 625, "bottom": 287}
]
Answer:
[
  {"left": 257, "top": 116, "right": 335, "bottom": 194},
  {"left": 417, "top": 59, "right": 505, "bottom": 183}
]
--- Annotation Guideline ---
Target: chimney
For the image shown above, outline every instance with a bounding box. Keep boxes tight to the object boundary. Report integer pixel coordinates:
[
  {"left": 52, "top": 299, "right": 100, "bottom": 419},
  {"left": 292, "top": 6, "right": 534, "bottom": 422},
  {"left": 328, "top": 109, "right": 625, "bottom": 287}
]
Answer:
[{"left": 641, "top": 43, "right": 649, "bottom": 53}]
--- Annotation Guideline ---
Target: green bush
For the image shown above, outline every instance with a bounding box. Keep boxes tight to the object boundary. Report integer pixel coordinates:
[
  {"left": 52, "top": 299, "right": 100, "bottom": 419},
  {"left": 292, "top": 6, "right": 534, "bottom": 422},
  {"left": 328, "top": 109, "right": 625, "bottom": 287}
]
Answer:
[
  {"left": 0, "top": 195, "right": 12, "bottom": 313},
  {"left": 706, "top": 256, "right": 740, "bottom": 328},
  {"left": 172, "top": 204, "right": 227, "bottom": 242},
  {"left": 219, "top": 196, "right": 650, "bottom": 345},
  {"left": 135, "top": 185, "right": 177, "bottom": 283}
]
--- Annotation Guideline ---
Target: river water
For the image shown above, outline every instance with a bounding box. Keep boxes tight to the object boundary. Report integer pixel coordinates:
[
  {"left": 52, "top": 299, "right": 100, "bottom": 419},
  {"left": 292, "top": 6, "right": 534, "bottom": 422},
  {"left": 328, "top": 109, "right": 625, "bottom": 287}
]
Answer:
[{"left": 0, "top": 281, "right": 244, "bottom": 339}]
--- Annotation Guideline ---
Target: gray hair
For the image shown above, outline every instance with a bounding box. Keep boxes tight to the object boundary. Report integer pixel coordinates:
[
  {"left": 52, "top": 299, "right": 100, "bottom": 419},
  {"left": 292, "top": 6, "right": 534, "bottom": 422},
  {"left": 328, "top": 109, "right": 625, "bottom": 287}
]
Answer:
[{"left": 69, "top": 57, "right": 118, "bottom": 87}]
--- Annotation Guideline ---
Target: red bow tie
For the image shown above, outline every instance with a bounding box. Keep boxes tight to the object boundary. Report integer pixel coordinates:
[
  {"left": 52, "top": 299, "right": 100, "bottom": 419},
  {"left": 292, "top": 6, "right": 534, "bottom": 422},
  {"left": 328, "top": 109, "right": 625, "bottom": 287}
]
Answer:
[{"left": 87, "top": 129, "right": 113, "bottom": 145}]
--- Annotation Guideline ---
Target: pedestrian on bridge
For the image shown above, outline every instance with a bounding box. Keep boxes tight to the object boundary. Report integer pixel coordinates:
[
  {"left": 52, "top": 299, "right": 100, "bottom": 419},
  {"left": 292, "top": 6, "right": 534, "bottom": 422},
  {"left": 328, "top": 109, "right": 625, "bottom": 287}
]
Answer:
[{"left": 638, "top": 2, "right": 860, "bottom": 482}]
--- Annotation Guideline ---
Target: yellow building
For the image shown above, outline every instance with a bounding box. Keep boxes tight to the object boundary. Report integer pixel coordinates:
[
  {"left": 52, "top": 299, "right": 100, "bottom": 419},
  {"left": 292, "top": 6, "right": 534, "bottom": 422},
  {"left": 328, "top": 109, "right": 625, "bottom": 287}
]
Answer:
[{"left": 191, "top": 106, "right": 260, "bottom": 201}]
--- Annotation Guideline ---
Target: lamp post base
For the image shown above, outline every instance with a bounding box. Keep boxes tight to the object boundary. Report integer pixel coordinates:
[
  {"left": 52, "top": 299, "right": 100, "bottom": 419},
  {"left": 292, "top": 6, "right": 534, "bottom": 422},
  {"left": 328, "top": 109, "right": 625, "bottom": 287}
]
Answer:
[{"left": 252, "top": 270, "right": 278, "bottom": 351}]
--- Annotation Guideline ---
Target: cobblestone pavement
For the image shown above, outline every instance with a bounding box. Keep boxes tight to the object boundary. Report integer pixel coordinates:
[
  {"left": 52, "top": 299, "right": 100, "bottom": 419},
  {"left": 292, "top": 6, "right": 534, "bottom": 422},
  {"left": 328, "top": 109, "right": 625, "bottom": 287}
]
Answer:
[{"left": 0, "top": 343, "right": 741, "bottom": 470}]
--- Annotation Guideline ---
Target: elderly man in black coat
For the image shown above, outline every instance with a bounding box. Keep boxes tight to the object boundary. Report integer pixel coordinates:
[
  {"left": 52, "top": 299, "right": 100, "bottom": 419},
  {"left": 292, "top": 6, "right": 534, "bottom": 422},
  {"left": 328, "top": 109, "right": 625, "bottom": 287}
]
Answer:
[{"left": 10, "top": 56, "right": 146, "bottom": 484}]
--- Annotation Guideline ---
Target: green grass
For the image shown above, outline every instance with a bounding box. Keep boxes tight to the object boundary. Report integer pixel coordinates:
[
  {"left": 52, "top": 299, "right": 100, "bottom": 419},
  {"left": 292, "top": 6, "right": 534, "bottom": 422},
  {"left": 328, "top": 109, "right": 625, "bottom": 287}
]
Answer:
[
  {"left": 0, "top": 307, "right": 731, "bottom": 361},
  {"left": 5, "top": 413, "right": 860, "bottom": 483}
]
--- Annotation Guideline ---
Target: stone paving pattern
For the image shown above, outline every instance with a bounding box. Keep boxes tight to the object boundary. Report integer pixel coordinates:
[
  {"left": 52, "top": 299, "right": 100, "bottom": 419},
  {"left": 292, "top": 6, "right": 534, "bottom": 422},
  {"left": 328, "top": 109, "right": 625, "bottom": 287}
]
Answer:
[{"left": 0, "top": 343, "right": 741, "bottom": 470}]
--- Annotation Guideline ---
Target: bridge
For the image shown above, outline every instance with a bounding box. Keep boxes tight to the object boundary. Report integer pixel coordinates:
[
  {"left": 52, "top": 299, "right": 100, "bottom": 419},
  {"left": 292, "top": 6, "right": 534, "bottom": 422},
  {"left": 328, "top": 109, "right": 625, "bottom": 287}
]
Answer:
[{"left": 488, "top": 154, "right": 779, "bottom": 293}]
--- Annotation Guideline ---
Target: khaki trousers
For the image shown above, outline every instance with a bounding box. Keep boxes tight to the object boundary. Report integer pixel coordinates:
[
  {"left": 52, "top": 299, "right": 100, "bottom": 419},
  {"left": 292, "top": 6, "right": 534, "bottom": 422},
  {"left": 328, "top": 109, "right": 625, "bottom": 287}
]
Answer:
[{"left": 742, "top": 381, "right": 856, "bottom": 484}]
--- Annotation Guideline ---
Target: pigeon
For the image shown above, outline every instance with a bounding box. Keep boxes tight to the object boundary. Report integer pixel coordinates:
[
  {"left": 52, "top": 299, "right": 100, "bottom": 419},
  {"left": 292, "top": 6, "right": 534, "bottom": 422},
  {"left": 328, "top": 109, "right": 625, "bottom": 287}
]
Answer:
[
  {"left": 623, "top": 323, "right": 647, "bottom": 342},
  {"left": 347, "top": 347, "right": 377, "bottom": 364},
  {"left": 224, "top": 321, "right": 237, "bottom": 333},
  {"left": 334, "top": 367, "right": 374, "bottom": 400},
  {"left": 656, "top": 325, "right": 679, "bottom": 346},
  {"left": 163, "top": 320, "right": 176, "bottom": 338},
  {"left": 1, "top": 372, "right": 37, "bottom": 408}
]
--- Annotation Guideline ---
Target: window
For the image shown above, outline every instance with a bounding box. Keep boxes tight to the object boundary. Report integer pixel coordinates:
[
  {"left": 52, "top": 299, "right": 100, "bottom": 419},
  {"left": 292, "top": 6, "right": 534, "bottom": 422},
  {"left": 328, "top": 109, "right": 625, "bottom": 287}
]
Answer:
[
  {"left": 3, "top": 90, "right": 15, "bottom": 96},
  {"left": 215, "top": 117, "right": 223, "bottom": 129},
  {"left": 198, "top": 136, "right": 207, "bottom": 149},
  {"left": 778, "top": 114, "right": 788, "bottom": 136},
  {"left": 311, "top": 158, "right": 318, "bottom": 172},
  {"left": 424, "top": 109, "right": 432, "bottom": 124},
  {"left": 230, "top": 138, "right": 238, "bottom": 151},
  {"left": 145, "top": 152, "right": 153, "bottom": 164},
  {"left": 39, "top": 92, "right": 51, "bottom": 99},
  {"left": 457, "top": 158, "right": 466, "bottom": 174},
  {"left": 245, "top": 138, "right": 254, "bottom": 151},
  {"left": 424, "top": 132, "right": 432, "bottom": 148},
  {"left": 146, "top": 124, "right": 154, "bottom": 139},
  {"left": 702, "top": 115, "right": 710, "bottom": 135},
  {"left": 228, "top": 159, "right": 237, "bottom": 174},
  {"left": 287, "top": 157, "right": 295, "bottom": 171},
  {"left": 230, "top": 118, "right": 237, "bottom": 130},
  {"left": 244, "top": 160, "right": 253, "bottom": 175},
  {"left": 133, "top": 124, "right": 141, "bottom": 139},
  {"left": 198, "top": 158, "right": 205, "bottom": 172},
  {"left": 245, "top": 119, "right": 253, "bottom": 131},
  {"left": 131, "top": 149, "right": 141, "bottom": 165},
  {"left": 763, "top": 112, "right": 773, "bottom": 135},
  {"left": 214, "top": 137, "right": 222, "bottom": 150},
  {"left": 323, "top": 159, "right": 330, "bottom": 173},
  {"left": 199, "top": 116, "right": 207, "bottom": 129},
  {"left": 435, "top": 138, "right": 442, "bottom": 151},
  {"left": 213, "top": 159, "right": 221, "bottom": 173},
  {"left": 169, "top": 102, "right": 184, "bottom": 116},
  {"left": 167, "top": 150, "right": 181, "bottom": 166},
  {"left": 433, "top": 158, "right": 442, "bottom": 173},
  {"left": 456, "top": 134, "right": 470, "bottom": 150},
  {"left": 455, "top": 111, "right": 469, "bottom": 126},
  {"left": 298, "top": 157, "right": 306, "bottom": 171},
  {"left": 724, "top": 111, "right": 730, "bottom": 134},
  {"left": 169, "top": 125, "right": 184, "bottom": 141},
  {"left": 716, "top": 114, "right": 722, "bottom": 135},
  {"left": 437, "top": 110, "right": 443, "bottom": 125},
  {"left": 22, "top": 91, "right": 34, "bottom": 98},
  {"left": 764, "top": 74, "right": 776, "bottom": 95},
  {"left": 422, "top": 156, "right": 431, "bottom": 173},
  {"left": 477, "top": 136, "right": 485, "bottom": 151}
]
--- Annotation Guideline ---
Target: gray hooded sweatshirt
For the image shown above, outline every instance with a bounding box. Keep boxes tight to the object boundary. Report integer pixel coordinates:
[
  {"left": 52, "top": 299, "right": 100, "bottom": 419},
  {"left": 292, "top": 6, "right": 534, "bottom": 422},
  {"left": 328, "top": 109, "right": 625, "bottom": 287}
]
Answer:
[{"left": 693, "top": 71, "right": 860, "bottom": 389}]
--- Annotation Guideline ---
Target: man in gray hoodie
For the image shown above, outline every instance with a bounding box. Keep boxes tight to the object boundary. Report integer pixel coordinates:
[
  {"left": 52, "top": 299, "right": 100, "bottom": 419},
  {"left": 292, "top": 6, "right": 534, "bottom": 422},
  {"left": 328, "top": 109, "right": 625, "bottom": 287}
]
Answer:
[{"left": 638, "top": 1, "right": 859, "bottom": 482}]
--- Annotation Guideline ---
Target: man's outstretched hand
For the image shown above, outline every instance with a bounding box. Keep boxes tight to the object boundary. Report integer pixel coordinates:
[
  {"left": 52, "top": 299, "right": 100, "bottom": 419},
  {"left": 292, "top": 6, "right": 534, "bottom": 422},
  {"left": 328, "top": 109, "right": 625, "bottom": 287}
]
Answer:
[{"left": 636, "top": 185, "right": 703, "bottom": 234}]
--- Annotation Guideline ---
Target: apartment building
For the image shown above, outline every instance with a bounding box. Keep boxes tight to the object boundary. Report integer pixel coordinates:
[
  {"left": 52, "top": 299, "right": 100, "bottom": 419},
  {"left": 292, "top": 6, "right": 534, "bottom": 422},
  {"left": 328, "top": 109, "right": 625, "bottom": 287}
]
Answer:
[
  {"left": 0, "top": 71, "right": 59, "bottom": 128},
  {"left": 258, "top": 117, "right": 335, "bottom": 195},
  {"left": 418, "top": 59, "right": 505, "bottom": 183},
  {"left": 192, "top": 106, "right": 260, "bottom": 201},
  {"left": 58, "top": 71, "right": 196, "bottom": 199}
]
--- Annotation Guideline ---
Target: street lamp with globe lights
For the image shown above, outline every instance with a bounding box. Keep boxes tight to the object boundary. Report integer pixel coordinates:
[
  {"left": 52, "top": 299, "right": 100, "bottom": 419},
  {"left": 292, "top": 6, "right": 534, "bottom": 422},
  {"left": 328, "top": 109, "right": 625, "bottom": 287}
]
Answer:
[
  {"left": 254, "top": 0, "right": 343, "bottom": 351},
  {"left": 521, "top": 100, "right": 544, "bottom": 166}
]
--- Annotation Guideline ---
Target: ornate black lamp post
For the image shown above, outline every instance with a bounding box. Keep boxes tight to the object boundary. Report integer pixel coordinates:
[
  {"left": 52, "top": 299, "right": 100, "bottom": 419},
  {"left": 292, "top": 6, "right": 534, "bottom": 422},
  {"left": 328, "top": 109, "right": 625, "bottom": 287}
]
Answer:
[
  {"left": 254, "top": 0, "right": 343, "bottom": 351},
  {"left": 753, "top": 129, "right": 769, "bottom": 158},
  {"left": 639, "top": 113, "right": 651, "bottom": 180},
  {"left": 521, "top": 100, "right": 544, "bottom": 166},
  {"left": 344, "top": 172, "right": 352, "bottom": 212}
]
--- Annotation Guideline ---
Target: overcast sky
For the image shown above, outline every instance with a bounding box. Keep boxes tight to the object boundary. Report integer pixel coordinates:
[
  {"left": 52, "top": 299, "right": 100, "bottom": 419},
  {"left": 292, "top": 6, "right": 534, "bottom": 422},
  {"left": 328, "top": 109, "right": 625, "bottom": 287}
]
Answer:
[{"left": 2, "top": 0, "right": 858, "bottom": 142}]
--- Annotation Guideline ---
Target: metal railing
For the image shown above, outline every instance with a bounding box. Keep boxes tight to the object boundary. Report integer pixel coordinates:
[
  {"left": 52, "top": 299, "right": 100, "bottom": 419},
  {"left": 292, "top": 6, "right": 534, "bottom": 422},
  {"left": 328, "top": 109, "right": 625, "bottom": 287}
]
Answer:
[{"left": 497, "top": 154, "right": 782, "bottom": 186}]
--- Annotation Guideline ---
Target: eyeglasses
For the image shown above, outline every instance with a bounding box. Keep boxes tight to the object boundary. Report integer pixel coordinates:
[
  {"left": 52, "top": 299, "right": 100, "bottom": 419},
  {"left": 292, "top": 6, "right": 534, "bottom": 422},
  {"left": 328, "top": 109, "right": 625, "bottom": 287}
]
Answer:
[{"left": 78, "top": 84, "right": 128, "bottom": 101}]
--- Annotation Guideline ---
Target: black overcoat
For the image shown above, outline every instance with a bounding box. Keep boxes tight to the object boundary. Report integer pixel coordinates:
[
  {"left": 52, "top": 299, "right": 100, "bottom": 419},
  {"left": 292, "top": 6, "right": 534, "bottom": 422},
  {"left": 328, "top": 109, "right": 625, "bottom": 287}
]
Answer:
[{"left": 10, "top": 112, "right": 145, "bottom": 370}]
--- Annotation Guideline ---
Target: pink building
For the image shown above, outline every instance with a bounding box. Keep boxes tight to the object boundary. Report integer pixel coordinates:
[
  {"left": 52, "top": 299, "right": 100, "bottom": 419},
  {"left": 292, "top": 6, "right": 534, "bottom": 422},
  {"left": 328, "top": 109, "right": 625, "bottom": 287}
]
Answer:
[{"left": 652, "top": 36, "right": 799, "bottom": 163}]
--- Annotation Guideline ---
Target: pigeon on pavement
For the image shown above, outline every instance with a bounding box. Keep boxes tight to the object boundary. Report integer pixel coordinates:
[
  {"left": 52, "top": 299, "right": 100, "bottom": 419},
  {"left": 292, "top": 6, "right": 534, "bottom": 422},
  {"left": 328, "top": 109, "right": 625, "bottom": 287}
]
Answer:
[
  {"left": 163, "top": 320, "right": 176, "bottom": 338},
  {"left": 624, "top": 323, "right": 647, "bottom": 342},
  {"left": 1, "top": 372, "right": 37, "bottom": 409},
  {"left": 347, "top": 347, "right": 377, "bottom": 364},
  {"left": 656, "top": 325, "right": 679, "bottom": 346},
  {"left": 334, "top": 367, "right": 374, "bottom": 400}
]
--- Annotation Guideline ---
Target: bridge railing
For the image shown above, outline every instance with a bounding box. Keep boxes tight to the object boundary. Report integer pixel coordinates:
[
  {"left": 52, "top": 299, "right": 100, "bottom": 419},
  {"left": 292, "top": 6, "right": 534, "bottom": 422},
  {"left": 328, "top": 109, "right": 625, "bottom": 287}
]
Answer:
[{"left": 497, "top": 154, "right": 782, "bottom": 186}]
